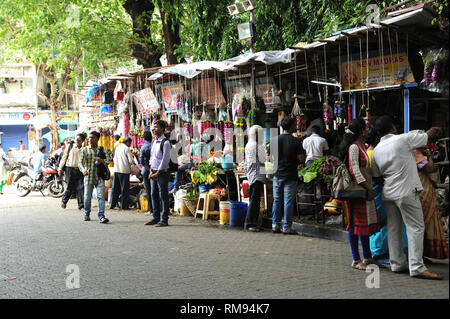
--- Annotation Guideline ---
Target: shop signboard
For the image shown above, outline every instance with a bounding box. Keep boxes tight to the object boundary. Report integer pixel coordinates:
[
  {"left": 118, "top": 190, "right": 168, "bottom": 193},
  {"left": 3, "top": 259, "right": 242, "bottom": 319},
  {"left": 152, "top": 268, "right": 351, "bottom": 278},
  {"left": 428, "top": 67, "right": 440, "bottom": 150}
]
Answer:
[
  {"left": 192, "top": 78, "right": 226, "bottom": 105},
  {"left": 0, "top": 112, "right": 34, "bottom": 125},
  {"left": 133, "top": 87, "right": 160, "bottom": 113},
  {"left": 160, "top": 82, "right": 184, "bottom": 112},
  {"left": 225, "top": 77, "right": 281, "bottom": 108},
  {"left": 340, "top": 52, "right": 415, "bottom": 90}
]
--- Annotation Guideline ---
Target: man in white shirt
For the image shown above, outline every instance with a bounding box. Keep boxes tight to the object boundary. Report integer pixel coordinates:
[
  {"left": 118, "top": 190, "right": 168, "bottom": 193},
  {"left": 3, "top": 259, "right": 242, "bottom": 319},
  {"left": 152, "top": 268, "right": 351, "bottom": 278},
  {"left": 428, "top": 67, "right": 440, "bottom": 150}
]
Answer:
[
  {"left": 302, "top": 126, "right": 329, "bottom": 213},
  {"left": 59, "top": 133, "right": 86, "bottom": 210},
  {"left": 303, "top": 126, "right": 329, "bottom": 164},
  {"left": 110, "top": 137, "right": 134, "bottom": 210},
  {"left": 371, "top": 115, "right": 443, "bottom": 280}
]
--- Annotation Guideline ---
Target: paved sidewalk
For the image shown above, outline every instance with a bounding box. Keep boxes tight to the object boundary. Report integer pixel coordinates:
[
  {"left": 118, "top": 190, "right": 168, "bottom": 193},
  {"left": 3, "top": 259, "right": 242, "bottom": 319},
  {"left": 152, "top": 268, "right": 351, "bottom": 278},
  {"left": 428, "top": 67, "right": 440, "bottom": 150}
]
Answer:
[{"left": 0, "top": 187, "right": 448, "bottom": 299}]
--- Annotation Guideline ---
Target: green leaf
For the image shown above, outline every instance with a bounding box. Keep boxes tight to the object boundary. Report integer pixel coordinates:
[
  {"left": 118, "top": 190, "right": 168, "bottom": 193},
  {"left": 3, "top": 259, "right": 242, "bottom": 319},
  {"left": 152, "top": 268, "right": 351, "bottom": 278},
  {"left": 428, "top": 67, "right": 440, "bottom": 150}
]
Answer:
[{"left": 303, "top": 172, "right": 317, "bottom": 183}]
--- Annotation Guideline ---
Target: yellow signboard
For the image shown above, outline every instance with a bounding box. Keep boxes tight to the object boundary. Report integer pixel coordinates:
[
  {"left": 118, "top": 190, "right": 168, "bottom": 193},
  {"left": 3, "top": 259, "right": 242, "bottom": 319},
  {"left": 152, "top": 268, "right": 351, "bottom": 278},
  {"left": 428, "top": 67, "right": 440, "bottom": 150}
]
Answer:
[{"left": 340, "top": 53, "right": 415, "bottom": 90}]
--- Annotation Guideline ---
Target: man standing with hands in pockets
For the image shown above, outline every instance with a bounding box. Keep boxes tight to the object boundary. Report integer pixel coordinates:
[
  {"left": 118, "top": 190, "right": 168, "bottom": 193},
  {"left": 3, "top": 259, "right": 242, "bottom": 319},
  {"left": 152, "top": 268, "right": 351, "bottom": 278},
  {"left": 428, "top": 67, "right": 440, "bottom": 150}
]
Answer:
[{"left": 145, "top": 120, "right": 171, "bottom": 227}]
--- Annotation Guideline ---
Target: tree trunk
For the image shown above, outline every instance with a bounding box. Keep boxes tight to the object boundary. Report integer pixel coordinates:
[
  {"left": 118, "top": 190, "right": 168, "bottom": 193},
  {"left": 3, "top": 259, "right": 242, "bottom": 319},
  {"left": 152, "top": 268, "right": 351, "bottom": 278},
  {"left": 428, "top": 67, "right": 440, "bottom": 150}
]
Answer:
[
  {"left": 157, "top": 0, "right": 181, "bottom": 65},
  {"left": 123, "top": 0, "right": 162, "bottom": 68},
  {"left": 49, "top": 104, "right": 59, "bottom": 152}
]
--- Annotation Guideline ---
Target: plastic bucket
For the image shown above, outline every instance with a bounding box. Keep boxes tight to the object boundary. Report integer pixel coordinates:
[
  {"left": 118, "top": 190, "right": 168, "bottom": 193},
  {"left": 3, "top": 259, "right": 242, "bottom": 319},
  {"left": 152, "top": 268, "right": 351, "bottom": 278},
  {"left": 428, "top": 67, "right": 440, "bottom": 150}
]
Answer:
[
  {"left": 229, "top": 201, "right": 248, "bottom": 227},
  {"left": 219, "top": 201, "right": 231, "bottom": 225}
]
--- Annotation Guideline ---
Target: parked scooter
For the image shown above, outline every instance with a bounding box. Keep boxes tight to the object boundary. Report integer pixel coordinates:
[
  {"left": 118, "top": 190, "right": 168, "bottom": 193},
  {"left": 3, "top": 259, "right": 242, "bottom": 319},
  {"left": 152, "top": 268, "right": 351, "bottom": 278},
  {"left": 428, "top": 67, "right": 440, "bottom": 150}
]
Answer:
[{"left": 15, "top": 156, "right": 66, "bottom": 198}]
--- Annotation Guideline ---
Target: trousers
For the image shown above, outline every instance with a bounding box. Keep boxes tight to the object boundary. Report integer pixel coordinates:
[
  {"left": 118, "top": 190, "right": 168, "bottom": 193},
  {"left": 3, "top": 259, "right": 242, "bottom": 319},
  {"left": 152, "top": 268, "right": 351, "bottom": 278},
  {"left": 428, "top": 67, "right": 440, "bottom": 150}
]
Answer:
[
  {"left": 61, "top": 167, "right": 84, "bottom": 209},
  {"left": 110, "top": 172, "right": 130, "bottom": 210},
  {"left": 384, "top": 191, "right": 427, "bottom": 276},
  {"left": 244, "top": 181, "right": 264, "bottom": 229}
]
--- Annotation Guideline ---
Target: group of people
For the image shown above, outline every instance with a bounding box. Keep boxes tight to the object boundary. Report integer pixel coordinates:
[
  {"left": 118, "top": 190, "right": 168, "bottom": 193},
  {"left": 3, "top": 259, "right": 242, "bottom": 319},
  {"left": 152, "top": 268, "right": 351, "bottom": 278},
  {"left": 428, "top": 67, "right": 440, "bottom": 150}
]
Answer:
[
  {"left": 340, "top": 116, "right": 447, "bottom": 280},
  {"left": 58, "top": 120, "right": 172, "bottom": 227},
  {"left": 242, "top": 114, "right": 448, "bottom": 281}
]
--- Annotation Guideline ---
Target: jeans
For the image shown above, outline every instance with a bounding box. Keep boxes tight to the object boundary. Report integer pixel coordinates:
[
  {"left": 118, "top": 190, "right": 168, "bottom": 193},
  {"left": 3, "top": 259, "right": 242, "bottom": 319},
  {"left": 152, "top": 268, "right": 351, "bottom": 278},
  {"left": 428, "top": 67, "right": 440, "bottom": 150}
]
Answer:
[
  {"left": 141, "top": 168, "right": 153, "bottom": 212},
  {"left": 84, "top": 181, "right": 106, "bottom": 220},
  {"left": 151, "top": 170, "right": 170, "bottom": 223},
  {"left": 110, "top": 172, "right": 130, "bottom": 210},
  {"left": 173, "top": 163, "right": 190, "bottom": 190},
  {"left": 244, "top": 181, "right": 264, "bottom": 229},
  {"left": 61, "top": 167, "right": 84, "bottom": 209},
  {"left": 272, "top": 176, "right": 298, "bottom": 232}
]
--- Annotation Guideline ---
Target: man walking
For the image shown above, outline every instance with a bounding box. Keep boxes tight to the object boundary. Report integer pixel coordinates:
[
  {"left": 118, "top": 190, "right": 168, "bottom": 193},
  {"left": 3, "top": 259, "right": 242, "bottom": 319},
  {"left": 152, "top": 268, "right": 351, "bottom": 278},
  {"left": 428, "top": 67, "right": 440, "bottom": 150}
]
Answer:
[
  {"left": 371, "top": 115, "right": 442, "bottom": 280},
  {"left": 59, "top": 133, "right": 85, "bottom": 210},
  {"left": 272, "top": 117, "right": 305, "bottom": 234},
  {"left": 110, "top": 137, "right": 134, "bottom": 211},
  {"left": 139, "top": 130, "right": 153, "bottom": 213},
  {"left": 145, "top": 120, "right": 171, "bottom": 227},
  {"left": 302, "top": 125, "right": 329, "bottom": 213},
  {"left": 79, "top": 131, "right": 109, "bottom": 224},
  {"left": 244, "top": 125, "right": 266, "bottom": 232}
]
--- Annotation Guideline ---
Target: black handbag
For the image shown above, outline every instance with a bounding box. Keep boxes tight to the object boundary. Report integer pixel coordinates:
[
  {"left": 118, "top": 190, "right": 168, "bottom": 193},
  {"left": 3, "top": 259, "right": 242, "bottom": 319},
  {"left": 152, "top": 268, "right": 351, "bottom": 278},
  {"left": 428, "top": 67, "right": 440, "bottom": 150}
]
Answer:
[
  {"left": 97, "top": 147, "right": 111, "bottom": 181},
  {"left": 332, "top": 164, "right": 367, "bottom": 201}
]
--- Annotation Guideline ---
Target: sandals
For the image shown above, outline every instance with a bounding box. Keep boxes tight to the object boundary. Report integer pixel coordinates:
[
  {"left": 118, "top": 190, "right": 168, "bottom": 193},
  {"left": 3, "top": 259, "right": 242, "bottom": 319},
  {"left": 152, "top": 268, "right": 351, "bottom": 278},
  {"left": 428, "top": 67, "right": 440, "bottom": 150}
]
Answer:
[
  {"left": 362, "top": 258, "right": 386, "bottom": 268},
  {"left": 351, "top": 260, "right": 367, "bottom": 271}
]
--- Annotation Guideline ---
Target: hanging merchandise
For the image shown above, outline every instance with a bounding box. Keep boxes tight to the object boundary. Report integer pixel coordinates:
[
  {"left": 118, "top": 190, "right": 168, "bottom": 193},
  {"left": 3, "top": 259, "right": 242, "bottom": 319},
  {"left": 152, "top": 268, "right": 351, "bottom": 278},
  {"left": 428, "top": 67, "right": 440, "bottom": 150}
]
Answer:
[
  {"left": 102, "top": 90, "right": 114, "bottom": 104},
  {"left": 291, "top": 98, "right": 306, "bottom": 132},
  {"left": 333, "top": 100, "right": 346, "bottom": 129},
  {"left": 247, "top": 107, "right": 259, "bottom": 127},
  {"left": 347, "top": 104, "right": 353, "bottom": 125},
  {"left": 323, "top": 102, "right": 332, "bottom": 131},
  {"left": 114, "top": 81, "right": 125, "bottom": 101},
  {"left": 123, "top": 111, "right": 130, "bottom": 138},
  {"left": 117, "top": 92, "right": 130, "bottom": 114},
  {"left": 421, "top": 48, "right": 449, "bottom": 96},
  {"left": 218, "top": 105, "right": 228, "bottom": 122}
]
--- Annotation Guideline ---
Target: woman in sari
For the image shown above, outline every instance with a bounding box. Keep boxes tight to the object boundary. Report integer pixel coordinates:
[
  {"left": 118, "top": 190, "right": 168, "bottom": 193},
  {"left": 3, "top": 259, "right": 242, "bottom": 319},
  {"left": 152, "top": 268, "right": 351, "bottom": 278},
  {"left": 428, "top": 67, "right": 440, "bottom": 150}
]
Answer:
[{"left": 414, "top": 144, "right": 449, "bottom": 260}]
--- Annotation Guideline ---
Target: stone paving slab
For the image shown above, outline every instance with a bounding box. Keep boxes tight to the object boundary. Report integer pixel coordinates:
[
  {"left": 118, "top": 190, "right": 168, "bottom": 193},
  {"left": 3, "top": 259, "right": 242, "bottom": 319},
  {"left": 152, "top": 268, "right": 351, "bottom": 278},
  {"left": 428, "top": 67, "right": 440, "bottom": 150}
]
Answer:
[{"left": 0, "top": 187, "right": 448, "bottom": 299}]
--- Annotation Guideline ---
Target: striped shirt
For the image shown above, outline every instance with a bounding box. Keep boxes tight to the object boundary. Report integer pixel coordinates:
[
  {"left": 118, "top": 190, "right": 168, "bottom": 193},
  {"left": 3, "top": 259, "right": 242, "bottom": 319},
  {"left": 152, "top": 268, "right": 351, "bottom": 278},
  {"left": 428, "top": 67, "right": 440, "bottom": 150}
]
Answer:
[{"left": 79, "top": 146, "right": 104, "bottom": 185}]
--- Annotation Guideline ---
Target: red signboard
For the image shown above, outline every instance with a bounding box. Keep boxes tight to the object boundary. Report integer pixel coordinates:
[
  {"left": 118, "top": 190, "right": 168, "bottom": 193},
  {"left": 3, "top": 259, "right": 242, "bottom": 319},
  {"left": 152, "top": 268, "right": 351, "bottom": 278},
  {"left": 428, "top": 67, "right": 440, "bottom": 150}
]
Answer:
[{"left": 23, "top": 113, "right": 31, "bottom": 121}]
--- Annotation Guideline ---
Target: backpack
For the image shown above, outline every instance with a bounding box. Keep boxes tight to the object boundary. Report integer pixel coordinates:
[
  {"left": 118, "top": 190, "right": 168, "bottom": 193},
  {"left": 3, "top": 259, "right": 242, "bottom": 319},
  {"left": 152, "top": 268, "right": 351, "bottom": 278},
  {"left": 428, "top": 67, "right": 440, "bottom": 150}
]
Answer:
[
  {"left": 60, "top": 141, "right": 75, "bottom": 171},
  {"left": 97, "top": 146, "right": 111, "bottom": 181},
  {"left": 160, "top": 139, "right": 178, "bottom": 172}
]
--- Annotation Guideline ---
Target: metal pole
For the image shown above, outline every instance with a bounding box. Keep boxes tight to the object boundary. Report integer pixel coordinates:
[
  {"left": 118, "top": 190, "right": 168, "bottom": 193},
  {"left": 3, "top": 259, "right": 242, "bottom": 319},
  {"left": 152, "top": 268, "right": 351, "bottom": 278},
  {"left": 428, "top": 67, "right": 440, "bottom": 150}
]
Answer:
[
  {"left": 404, "top": 88, "right": 410, "bottom": 133},
  {"left": 250, "top": 10, "right": 255, "bottom": 54}
]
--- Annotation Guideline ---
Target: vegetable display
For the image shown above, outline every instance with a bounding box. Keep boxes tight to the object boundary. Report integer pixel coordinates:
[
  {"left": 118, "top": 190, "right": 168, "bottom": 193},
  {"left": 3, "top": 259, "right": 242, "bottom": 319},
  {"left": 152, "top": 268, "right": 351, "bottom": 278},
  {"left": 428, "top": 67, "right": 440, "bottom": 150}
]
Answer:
[
  {"left": 299, "top": 156, "right": 341, "bottom": 184},
  {"left": 190, "top": 161, "right": 219, "bottom": 185}
]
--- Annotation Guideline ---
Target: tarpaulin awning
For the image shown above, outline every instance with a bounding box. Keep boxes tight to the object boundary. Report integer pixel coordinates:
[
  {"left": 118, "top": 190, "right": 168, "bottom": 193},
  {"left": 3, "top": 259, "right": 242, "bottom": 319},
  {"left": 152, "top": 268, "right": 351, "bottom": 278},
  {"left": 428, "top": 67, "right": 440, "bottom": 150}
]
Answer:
[{"left": 148, "top": 49, "right": 296, "bottom": 81}]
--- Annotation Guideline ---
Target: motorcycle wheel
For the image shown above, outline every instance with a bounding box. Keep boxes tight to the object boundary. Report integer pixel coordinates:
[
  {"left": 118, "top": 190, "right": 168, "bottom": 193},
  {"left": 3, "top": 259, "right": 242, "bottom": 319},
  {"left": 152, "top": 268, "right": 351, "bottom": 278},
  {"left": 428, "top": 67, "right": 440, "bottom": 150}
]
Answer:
[
  {"left": 16, "top": 175, "right": 32, "bottom": 197},
  {"left": 47, "top": 180, "right": 66, "bottom": 198}
]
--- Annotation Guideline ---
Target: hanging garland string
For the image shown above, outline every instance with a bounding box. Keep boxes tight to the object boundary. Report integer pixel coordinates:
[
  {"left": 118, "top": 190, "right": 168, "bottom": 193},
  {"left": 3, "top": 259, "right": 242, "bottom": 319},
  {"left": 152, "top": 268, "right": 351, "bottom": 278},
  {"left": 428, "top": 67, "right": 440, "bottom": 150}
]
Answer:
[
  {"left": 304, "top": 50, "right": 311, "bottom": 96},
  {"left": 381, "top": 29, "right": 385, "bottom": 87}
]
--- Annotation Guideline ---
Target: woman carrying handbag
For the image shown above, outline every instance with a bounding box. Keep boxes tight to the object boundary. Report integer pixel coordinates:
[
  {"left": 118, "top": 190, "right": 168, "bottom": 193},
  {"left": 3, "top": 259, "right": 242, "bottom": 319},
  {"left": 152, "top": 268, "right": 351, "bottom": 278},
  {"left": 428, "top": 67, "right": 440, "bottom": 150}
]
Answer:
[{"left": 339, "top": 119, "right": 381, "bottom": 271}]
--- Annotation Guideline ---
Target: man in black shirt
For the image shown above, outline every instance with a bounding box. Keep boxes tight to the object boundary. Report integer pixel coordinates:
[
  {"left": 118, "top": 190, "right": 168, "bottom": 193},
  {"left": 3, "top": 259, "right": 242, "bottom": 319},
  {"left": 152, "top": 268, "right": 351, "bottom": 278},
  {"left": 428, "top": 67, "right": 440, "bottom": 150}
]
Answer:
[{"left": 271, "top": 117, "right": 305, "bottom": 234}]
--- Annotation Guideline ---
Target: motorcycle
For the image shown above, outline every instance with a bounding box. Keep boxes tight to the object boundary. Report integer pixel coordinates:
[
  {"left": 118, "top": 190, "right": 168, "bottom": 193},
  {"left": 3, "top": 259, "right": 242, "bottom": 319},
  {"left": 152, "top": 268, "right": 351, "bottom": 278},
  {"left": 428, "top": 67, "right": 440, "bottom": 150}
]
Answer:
[{"left": 15, "top": 156, "right": 67, "bottom": 198}]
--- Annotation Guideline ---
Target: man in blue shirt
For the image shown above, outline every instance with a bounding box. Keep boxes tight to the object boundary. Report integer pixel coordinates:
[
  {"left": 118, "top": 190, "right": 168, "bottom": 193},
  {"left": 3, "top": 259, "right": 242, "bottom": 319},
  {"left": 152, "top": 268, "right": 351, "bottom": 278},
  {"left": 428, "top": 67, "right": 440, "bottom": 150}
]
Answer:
[
  {"left": 139, "top": 130, "right": 153, "bottom": 214},
  {"left": 31, "top": 144, "right": 47, "bottom": 186}
]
